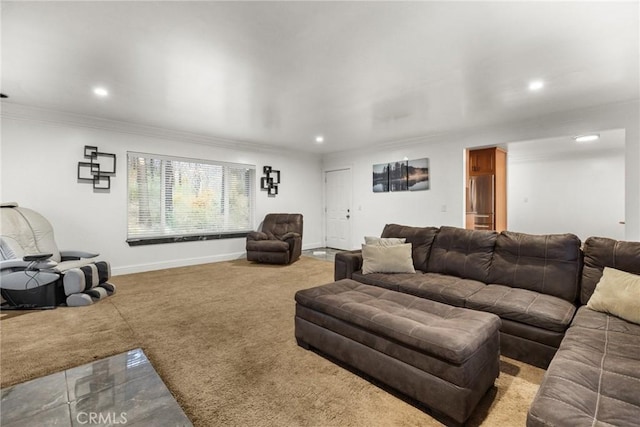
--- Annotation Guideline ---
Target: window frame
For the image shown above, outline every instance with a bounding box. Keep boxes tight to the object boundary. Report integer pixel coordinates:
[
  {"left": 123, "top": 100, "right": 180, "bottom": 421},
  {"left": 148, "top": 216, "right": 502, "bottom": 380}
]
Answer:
[{"left": 126, "top": 151, "right": 256, "bottom": 246}]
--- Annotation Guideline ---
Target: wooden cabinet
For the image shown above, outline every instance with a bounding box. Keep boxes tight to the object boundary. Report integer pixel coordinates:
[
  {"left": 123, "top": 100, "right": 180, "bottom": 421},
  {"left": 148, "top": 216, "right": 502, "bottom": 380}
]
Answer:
[
  {"left": 465, "top": 213, "right": 475, "bottom": 230},
  {"left": 466, "top": 147, "right": 507, "bottom": 232},
  {"left": 494, "top": 148, "right": 507, "bottom": 232},
  {"left": 468, "top": 148, "right": 496, "bottom": 175}
]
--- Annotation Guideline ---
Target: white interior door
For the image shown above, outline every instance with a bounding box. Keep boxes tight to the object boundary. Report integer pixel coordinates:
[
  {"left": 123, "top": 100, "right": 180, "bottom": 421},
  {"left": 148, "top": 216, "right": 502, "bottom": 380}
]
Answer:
[{"left": 325, "top": 168, "right": 351, "bottom": 250}]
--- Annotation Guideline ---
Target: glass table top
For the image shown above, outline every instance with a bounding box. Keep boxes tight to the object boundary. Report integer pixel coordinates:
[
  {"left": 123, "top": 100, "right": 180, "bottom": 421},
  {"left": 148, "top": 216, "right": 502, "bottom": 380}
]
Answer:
[{"left": 1, "top": 348, "right": 192, "bottom": 427}]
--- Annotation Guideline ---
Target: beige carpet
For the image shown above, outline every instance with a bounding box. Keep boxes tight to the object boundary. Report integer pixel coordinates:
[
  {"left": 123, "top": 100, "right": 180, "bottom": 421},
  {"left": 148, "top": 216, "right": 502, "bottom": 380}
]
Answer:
[{"left": 0, "top": 257, "right": 544, "bottom": 426}]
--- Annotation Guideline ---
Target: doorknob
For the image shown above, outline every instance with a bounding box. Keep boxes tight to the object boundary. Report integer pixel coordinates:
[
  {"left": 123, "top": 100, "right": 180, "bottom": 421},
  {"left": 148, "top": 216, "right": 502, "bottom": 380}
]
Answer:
[{"left": 346, "top": 214, "right": 350, "bottom": 219}]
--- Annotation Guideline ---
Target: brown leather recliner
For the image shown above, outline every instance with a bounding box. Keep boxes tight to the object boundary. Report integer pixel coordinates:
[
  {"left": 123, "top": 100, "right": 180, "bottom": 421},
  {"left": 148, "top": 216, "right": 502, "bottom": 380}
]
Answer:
[{"left": 246, "top": 214, "right": 303, "bottom": 264}]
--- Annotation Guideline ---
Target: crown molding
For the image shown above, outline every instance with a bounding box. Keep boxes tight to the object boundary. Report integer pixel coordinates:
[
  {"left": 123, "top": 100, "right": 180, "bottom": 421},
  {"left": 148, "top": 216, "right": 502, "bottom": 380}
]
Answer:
[{"left": 0, "top": 102, "right": 300, "bottom": 156}]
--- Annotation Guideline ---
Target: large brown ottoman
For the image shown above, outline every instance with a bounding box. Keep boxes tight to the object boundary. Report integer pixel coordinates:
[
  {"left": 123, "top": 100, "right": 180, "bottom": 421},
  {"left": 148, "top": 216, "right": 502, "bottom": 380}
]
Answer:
[{"left": 295, "top": 279, "right": 501, "bottom": 425}]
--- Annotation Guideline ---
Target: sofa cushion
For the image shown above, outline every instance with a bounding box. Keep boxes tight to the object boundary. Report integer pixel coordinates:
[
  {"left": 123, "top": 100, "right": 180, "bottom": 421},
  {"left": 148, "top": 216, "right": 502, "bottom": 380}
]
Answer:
[
  {"left": 426, "top": 226, "right": 497, "bottom": 283},
  {"left": 587, "top": 267, "right": 640, "bottom": 325},
  {"left": 466, "top": 284, "right": 576, "bottom": 332},
  {"left": 488, "top": 231, "right": 582, "bottom": 303},
  {"left": 581, "top": 236, "right": 640, "bottom": 305},
  {"left": 361, "top": 243, "right": 416, "bottom": 274},
  {"left": 246, "top": 239, "right": 289, "bottom": 252},
  {"left": 380, "top": 224, "right": 439, "bottom": 272},
  {"left": 353, "top": 271, "right": 485, "bottom": 307},
  {"left": 352, "top": 270, "right": 407, "bottom": 291},
  {"left": 398, "top": 273, "right": 486, "bottom": 308},
  {"left": 527, "top": 306, "right": 640, "bottom": 427}
]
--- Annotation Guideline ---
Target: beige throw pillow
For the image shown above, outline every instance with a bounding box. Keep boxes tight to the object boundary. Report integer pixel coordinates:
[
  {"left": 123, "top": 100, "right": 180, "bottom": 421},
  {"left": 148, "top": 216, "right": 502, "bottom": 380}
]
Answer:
[
  {"left": 364, "top": 236, "right": 406, "bottom": 246},
  {"left": 361, "top": 243, "right": 415, "bottom": 274},
  {"left": 587, "top": 267, "right": 640, "bottom": 325}
]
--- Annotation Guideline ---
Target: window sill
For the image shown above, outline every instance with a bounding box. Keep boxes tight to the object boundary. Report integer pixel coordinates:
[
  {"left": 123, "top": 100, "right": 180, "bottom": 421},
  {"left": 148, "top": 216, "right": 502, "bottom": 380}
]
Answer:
[{"left": 127, "top": 232, "right": 250, "bottom": 246}]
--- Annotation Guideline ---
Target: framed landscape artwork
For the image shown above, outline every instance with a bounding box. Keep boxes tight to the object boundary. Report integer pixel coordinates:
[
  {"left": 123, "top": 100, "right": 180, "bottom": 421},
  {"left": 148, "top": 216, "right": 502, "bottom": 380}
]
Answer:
[
  {"left": 372, "top": 158, "right": 430, "bottom": 193},
  {"left": 389, "top": 161, "right": 408, "bottom": 191},
  {"left": 408, "top": 158, "right": 429, "bottom": 191},
  {"left": 372, "top": 163, "right": 389, "bottom": 192}
]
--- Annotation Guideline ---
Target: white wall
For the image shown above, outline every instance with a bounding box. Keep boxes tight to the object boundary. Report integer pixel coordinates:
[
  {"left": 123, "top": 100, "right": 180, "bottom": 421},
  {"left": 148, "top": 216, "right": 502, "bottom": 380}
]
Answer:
[
  {"left": 323, "top": 144, "right": 466, "bottom": 249},
  {"left": 323, "top": 100, "right": 640, "bottom": 248},
  {"left": 2, "top": 100, "right": 637, "bottom": 271},
  {"left": 507, "top": 143, "right": 626, "bottom": 241},
  {"left": 0, "top": 107, "right": 323, "bottom": 274}
]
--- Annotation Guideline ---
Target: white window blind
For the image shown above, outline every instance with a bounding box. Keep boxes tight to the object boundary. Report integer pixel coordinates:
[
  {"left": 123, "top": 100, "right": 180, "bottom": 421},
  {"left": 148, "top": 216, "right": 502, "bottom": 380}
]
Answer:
[{"left": 127, "top": 152, "right": 255, "bottom": 243}]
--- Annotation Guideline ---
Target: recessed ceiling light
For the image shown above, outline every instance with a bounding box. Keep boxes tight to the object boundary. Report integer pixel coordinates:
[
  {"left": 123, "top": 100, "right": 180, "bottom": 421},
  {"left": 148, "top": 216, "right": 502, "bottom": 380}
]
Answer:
[
  {"left": 574, "top": 134, "right": 600, "bottom": 143},
  {"left": 315, "top": 136, "right": 324, "bottom": 143},
  {"left": 528, "top": 80, "right": 544, "bottom": 91},
  {"left": 93, "top": 87, "right": 109, "bottom": 97}
]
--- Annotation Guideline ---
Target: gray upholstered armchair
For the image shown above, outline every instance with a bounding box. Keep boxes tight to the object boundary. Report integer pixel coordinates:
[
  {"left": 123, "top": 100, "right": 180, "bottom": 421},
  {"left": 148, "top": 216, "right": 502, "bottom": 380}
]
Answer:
[
  {"left": 0, "top": 203, "right": 115, "bottom": 307},
  {"left": 246, "top": 213, "right": 303, "bottom": 264}
]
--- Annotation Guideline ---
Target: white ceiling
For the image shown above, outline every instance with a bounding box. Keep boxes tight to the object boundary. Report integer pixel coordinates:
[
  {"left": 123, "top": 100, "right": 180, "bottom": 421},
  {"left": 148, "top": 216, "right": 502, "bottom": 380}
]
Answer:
[
  {"left": 1, "top": 1, "right": 638, "bottom": 154},
  {"left": 507, "top": 129, "right": 626, "bottom": 163}
]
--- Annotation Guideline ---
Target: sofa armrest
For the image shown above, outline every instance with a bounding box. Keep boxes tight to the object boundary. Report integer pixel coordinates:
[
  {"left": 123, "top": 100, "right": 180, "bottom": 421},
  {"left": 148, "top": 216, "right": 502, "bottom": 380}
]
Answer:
[{"left": 334, "top": 250, "right": 363, "bottom": 281}]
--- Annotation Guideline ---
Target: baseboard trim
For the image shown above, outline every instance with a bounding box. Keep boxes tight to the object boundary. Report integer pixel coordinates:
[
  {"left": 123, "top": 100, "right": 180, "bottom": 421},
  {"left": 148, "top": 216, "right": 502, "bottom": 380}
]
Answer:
[
  {"left": 112, "top": 252, "right": 246, "bottom": 276},
  {"left": 302, "top": 242, "right": 323, "bottom": 251},
  {"left": 112, "top": 243, "right": 325, "bottom": 275}
]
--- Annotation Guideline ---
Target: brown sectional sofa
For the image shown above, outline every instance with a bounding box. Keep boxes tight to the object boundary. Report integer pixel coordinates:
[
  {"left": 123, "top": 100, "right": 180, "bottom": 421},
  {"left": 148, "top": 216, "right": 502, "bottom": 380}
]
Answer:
[
  {"left": 336, "top": 225, "right": 582, "bottom": 368},
  {"left": 527, "top": 237, "right": 640, "bottom": 426},
  {"left": 334, "top": 225, "right": 640, "bottom": 426}
]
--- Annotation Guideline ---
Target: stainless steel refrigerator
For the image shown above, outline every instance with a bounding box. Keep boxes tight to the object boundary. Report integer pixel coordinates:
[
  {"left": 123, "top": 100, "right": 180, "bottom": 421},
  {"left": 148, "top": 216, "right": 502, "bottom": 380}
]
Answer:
[{"left": 467, "top": 175, "right": 494, "bottom": 230}]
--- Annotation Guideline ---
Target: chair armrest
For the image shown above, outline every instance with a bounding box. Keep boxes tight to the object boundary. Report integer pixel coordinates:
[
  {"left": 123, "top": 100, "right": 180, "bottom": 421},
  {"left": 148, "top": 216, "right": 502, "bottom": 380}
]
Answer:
[
  {"left": 334, "top": 250, "right": 363, "bottom": 281},
  {"left": 247, "top": 231, "right": 269, "bottom": 241},
  {"left": 1, "top": 259, "right": 33, "bottom": 270},
  {"left": 280, "top": 232, "right": 301, "bottom": 241},
  {"left": 60, "top": 250, "right": 99, "bottom": 261},
  {"left": 1, "top": 259, "right": 58, "bottom": 270},
  {"left": 23, "top": 253, "right": 53, "bottom": 262}
]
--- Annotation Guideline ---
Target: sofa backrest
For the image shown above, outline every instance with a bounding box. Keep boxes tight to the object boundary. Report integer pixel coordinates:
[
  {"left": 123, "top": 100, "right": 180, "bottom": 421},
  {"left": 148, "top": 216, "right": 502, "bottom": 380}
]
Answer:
[
  {"left": 488, "top": 231, "right": 582, "bottom": 303},
  {"left": 427, "top": 226, "right": 497, "bottom": 283},
  {"left": 581, "top": 236, "right": 640, "bottom": 305},
  {"left": 380, "top": 224, "right": 439, "bottom": 271}
]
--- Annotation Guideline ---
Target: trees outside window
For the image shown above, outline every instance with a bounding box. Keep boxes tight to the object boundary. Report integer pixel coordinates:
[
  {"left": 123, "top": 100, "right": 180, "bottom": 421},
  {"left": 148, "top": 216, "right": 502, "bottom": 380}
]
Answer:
[{"left": 127, "top": 152, "right": 255, "bottom": 241}]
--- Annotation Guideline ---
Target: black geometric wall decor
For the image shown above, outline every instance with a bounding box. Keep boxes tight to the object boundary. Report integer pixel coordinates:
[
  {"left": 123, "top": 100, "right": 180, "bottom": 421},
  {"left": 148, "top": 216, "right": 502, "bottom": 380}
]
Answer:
[
  {"left": 84, "top": 145, "right": 98, "bottom": 158},
  {"left": 77, "top": 162, "right": 100, "bottom": 181},
  {"left": 93, "top": 175, "right": 111, "bottom": 190},
  {"left": 78, "top": 145, "right": 116, "bottom": 191},
  {"left": 261, "top": 165, "right": 280, "bottom": 197},
  {"left": 92, "top": 152, "right": 116, "bottom": 175}
]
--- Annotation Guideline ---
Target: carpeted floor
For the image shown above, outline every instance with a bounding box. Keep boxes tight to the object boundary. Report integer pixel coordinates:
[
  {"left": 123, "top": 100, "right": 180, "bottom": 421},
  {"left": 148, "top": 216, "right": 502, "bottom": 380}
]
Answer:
[{"left": 0, "top": 257, "right": 545, "bottom": 426}]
